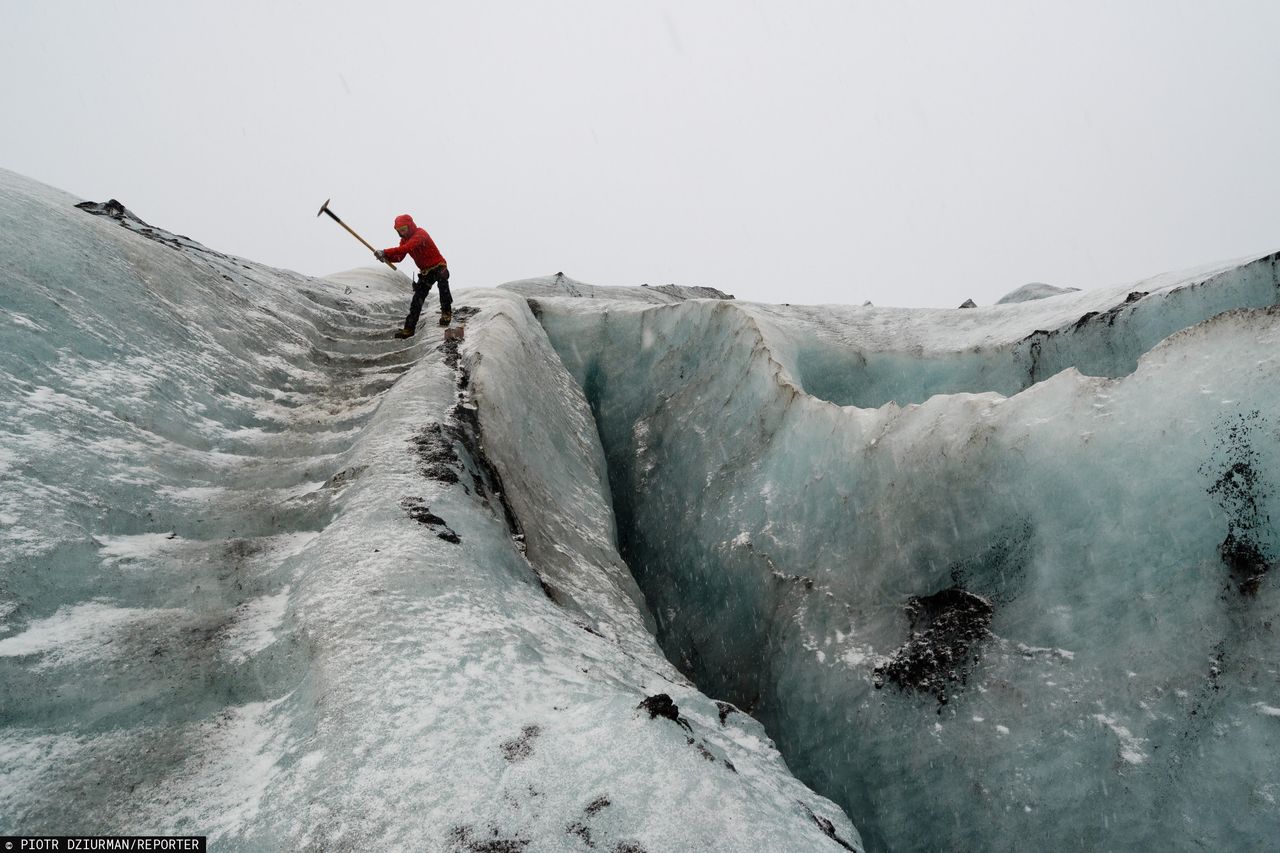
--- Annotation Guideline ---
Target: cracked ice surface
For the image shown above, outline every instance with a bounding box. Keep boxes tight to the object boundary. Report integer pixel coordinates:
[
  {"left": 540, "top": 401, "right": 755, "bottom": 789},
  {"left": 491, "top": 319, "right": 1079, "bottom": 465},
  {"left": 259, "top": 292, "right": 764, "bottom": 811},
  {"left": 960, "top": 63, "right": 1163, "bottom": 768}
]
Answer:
[
  {"left": 7, "top": 156, "right": 1279, "bottom": 850},
  {"left": 0, "top": 169, "right": 859, "bottom": 851},
  {"left": 2, "top": 171, "right": 860, "bottom": 850},
  {"left": 512, "top": 260, "right": 1280, "bottom": 851}
]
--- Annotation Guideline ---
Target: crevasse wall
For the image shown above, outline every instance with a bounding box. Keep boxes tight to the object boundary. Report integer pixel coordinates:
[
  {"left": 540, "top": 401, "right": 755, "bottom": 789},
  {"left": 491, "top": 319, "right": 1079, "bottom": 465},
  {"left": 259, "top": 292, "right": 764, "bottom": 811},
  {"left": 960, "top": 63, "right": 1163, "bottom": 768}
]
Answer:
[
  {"left": 751, "top": 252, "right": 1280, "bottom": 408},
  {"left": 521, "top": 264, "right": 1280, "bottom": 852}
]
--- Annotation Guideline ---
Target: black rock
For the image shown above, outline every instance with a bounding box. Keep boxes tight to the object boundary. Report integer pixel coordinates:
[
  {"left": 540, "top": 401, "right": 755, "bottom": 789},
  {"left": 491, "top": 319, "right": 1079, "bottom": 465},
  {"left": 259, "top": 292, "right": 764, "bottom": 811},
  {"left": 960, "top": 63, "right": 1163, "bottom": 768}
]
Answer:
[{"left": 637, "top": 693, "right": 691, "bottom": 731}]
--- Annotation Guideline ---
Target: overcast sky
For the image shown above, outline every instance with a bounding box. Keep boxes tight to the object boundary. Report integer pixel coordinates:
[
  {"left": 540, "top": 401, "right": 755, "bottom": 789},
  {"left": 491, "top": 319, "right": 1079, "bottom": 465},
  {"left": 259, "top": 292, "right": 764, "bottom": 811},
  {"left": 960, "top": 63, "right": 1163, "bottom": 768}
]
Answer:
[{"left": 3, "top": 1, "right": 1279, "bottom": 307}]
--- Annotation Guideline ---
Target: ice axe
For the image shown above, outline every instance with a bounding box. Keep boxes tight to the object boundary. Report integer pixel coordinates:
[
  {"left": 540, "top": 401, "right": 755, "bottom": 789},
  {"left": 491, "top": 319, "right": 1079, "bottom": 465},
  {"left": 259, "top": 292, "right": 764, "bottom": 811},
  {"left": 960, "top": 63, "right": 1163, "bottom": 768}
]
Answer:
[{"left": 316, "top": 198, "right": 398, "bottom": 271}]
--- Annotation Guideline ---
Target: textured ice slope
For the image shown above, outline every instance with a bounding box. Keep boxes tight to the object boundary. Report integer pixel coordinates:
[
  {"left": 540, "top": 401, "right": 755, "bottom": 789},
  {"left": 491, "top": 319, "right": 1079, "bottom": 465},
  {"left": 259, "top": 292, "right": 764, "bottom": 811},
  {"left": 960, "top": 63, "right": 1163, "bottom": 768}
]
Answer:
[
  {"left": 510, "top": 259, "right": 1280, "bottom": 851},
  {"left": 0, "top": 169, "right": 860, "bottom": 851},
  {"left": 7, "top": 157, "right": 1278, "bottom": 851}
]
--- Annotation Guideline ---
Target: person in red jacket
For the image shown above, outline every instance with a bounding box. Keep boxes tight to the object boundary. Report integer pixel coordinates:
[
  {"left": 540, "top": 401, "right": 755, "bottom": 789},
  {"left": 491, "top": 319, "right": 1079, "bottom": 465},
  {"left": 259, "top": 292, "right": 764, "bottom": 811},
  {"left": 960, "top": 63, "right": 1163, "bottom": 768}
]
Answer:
[{"left": 375, "top": 214, "right": 451, "bottom": 338}]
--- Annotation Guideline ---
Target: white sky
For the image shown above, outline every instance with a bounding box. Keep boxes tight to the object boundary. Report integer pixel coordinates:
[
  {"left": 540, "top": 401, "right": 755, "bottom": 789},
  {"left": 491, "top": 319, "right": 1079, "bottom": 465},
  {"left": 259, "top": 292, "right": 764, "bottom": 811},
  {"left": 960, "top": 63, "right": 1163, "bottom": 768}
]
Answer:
[{"left": 3, "top": 1, "right": 1279, "bottom": 308}]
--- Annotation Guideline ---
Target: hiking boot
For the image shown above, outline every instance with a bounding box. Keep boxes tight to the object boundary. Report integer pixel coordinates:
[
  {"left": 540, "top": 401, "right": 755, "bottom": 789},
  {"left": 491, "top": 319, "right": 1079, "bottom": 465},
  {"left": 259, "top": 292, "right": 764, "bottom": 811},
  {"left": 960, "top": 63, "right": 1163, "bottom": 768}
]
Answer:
[
  {"left": 393, "top": 327, "right": 415, "bottom": 339},
  {"left": 438, "top": 312, "right": 452, "bottom": 326}
]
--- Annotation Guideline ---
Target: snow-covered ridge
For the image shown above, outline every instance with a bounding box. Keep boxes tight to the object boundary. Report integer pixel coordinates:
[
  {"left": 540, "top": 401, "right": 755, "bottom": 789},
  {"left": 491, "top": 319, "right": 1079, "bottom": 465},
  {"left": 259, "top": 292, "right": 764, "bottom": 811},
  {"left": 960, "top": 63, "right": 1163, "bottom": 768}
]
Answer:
[
  {"left": 995, "top": 282, "right": 1081, "bottom": 304},
  {"left": 505, "top": 273, "right": 734, "bottom": 303}
]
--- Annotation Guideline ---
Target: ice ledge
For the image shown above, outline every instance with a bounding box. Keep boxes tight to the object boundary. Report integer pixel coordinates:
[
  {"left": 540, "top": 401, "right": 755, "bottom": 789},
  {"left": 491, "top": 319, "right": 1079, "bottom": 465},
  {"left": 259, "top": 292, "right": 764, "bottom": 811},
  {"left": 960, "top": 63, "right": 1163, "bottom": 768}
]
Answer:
[
  {"left": 502, "top": 272, "right": 735, "bottom": 303},
  {"left": 520, "top": 251, "right": 1279, "bottom": 410}
]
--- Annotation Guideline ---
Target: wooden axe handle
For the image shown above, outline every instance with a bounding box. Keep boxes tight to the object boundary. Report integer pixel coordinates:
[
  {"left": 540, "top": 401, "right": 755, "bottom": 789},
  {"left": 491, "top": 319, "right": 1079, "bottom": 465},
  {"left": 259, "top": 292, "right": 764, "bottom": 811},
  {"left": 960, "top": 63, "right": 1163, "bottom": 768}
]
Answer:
[{"left": 320, "top": 205, "right": 398, "bottom": 271}]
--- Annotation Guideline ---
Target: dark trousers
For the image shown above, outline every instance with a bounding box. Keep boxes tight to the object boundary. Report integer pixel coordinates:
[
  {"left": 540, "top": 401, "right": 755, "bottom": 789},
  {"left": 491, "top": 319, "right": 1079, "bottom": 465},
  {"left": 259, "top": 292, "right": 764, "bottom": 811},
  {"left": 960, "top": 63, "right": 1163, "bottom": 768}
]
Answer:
[{"left": 404, "top": 264, "right": 451, "bottom": 329}]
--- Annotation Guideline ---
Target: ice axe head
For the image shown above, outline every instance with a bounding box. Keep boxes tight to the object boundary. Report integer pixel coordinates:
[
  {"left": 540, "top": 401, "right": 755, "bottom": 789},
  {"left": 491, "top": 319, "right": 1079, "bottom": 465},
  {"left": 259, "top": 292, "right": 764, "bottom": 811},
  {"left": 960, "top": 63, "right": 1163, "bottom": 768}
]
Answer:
[
  {"left": 316, "top": 198, "right": 347, "bottom": 227},
  {"left": 314, "top": 198, "right": 398, "bottom": 271}
]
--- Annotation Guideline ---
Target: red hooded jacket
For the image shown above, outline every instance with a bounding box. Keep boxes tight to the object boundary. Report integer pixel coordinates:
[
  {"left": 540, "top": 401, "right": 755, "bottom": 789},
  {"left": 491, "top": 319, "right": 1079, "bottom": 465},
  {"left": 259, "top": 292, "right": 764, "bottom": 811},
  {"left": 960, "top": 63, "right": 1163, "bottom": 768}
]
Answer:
[{"left": 383, "top": 214, "right": 446, "bottom": 271}]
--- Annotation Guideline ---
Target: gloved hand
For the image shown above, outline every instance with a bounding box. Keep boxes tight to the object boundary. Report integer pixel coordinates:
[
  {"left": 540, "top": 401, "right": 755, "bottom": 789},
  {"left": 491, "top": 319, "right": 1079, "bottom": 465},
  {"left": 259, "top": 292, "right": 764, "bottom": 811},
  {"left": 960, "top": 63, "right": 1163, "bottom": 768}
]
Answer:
[{"left": 374, "top": 249, "right": 387, "bottom": 262}]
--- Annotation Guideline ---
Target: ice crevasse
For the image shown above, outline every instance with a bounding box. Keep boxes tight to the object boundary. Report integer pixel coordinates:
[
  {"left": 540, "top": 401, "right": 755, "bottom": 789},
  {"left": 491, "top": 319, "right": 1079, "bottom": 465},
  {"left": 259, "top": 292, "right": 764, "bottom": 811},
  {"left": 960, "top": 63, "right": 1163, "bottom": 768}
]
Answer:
[
  {"left": 508, "top": 252, "right": 1280, "bottom": 851},
  {"left": 0, "top": 168, "right": 859, "bottom": 852},
  {"left": 2, "top": 162, "right": 1280, "bottom": 851}
]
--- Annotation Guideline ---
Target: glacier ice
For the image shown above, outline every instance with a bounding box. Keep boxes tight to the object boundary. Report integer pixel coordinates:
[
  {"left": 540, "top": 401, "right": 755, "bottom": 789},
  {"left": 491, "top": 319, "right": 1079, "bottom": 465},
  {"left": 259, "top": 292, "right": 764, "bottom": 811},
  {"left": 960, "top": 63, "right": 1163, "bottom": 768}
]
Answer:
[
  {"left": 995, "top": 282, "right": 1081, "bottom": 304},
  {"left": 508, "top": 257, "right": 1280, "bottom": 850},
  {"left": 0, "top": 169, "right": 859, "bottom": 851},
  {"left": 3, "top": 160, "right": 1279, "bottom": 852}
]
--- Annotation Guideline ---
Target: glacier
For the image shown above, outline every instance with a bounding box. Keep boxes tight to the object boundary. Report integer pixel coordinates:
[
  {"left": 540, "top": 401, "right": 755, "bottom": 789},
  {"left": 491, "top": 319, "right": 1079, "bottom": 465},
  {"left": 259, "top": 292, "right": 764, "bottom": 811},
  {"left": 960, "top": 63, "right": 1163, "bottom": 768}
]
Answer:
[
  {"left": 1, "top": 164, "right": 1278, "bottom": 851},
  {"left": 0, "top": 169, "right": 858, "bottom": 851},
  {"left": 508, "top": 262, "right": 1280, "bottom": 850}
]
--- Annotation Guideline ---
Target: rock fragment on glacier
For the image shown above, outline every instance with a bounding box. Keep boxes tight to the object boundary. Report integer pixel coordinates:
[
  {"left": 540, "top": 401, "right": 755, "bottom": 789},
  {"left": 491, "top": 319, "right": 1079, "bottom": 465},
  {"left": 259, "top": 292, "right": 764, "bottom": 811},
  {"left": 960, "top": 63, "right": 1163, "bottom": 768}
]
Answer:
[
  {"left": 1201, "top": 409, "right": 1276, "bottom": 595},
  {"left": 872, "top": 587, "right": 993, "bottom": 707},
  {"left": 411, "top": 422, "right": 462, "bottom": 484},
  {"left": 400, "top": 496, "right": 460, "bottom": 543},
  {"left": 499, "top": 724, "right": 543, "bottom": 762},
  {"left": 801, "top": 802, "right": 859, "bottom": 852},
  {"left": 636, "top": 693, "right": 691, "bottom": 731},
  {"left": 74, "top": 197, "right": 139, "bottom": 221}
]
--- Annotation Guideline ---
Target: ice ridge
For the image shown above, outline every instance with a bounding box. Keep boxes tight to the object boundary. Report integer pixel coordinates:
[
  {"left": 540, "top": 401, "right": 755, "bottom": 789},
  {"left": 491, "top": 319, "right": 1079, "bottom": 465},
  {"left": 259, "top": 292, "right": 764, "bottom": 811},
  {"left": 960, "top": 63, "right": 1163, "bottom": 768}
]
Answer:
[{"left": 0, "top": 168, "right": 860, "bottom": 851}]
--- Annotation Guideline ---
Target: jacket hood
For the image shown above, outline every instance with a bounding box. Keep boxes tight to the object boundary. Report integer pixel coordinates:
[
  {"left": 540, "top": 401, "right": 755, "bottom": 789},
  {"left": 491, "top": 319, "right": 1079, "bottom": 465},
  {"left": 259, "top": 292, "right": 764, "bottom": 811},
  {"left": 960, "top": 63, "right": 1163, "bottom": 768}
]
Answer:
[{"left": 394, "top": 214, "right": 416, "bottom": 230}]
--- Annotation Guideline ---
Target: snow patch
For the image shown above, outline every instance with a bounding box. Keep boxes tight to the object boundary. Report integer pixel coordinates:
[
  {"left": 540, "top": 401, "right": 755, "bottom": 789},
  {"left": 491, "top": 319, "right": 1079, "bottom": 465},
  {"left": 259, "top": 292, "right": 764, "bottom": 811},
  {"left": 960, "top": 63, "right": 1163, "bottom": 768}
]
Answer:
[
  {"left": 97, "top": 532, "right": 183, "bottom": 563},
  {"left": 1093, "top": 714, "right": 1148, "bottom": 765},
  {"left": 219, "top": 588, "right": 291, "bottom": 664},
  {"left": 0, "top": 602, "right": 183, "bottom": 667}
]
